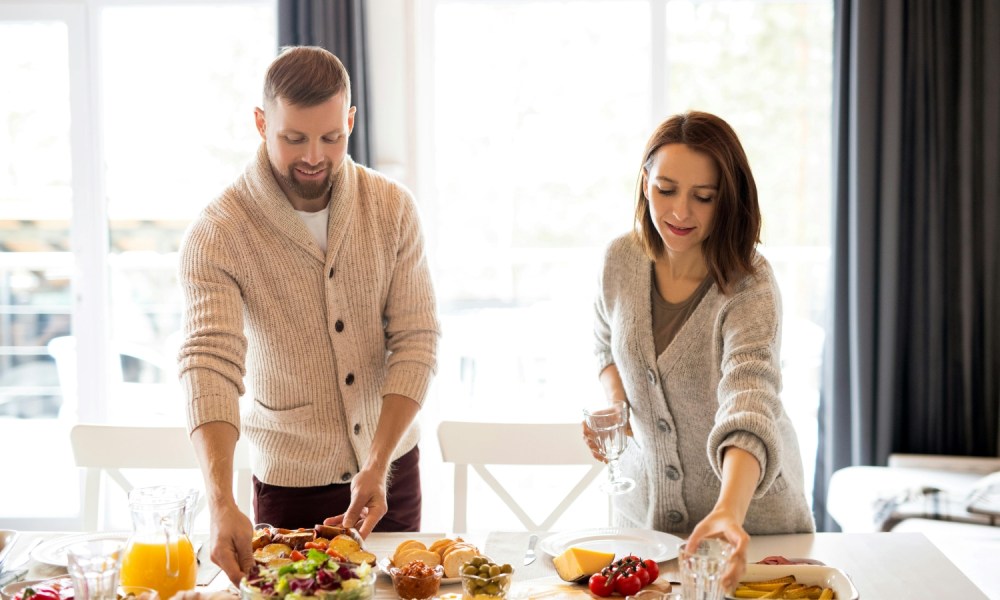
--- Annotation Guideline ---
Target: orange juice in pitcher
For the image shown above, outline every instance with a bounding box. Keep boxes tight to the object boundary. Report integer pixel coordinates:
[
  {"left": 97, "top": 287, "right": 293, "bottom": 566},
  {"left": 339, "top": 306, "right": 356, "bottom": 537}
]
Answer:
[{"left": 120, "top": 486, "right": 198, "bottom": 599}]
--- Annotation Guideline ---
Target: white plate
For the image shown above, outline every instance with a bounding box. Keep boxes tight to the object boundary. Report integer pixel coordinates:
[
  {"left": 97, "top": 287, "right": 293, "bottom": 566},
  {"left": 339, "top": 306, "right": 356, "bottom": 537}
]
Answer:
[
  {"left": 376, "top": 556, "right": 462, "bottom": 585},
  {"left": 538, "top": 528, "right": 684, "bottom": 563},
  {"left": 30, "top": 532, "right": 131, "bottom": 567},
  {"left": 728, "top": 564, "right": 859, "bottom": 600}
]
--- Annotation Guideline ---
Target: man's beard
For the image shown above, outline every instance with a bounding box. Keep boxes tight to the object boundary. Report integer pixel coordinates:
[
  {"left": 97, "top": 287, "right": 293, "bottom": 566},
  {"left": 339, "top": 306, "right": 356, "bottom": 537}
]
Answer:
[{"left": 279, "top": 162, "right": 334, "bottom": 200}]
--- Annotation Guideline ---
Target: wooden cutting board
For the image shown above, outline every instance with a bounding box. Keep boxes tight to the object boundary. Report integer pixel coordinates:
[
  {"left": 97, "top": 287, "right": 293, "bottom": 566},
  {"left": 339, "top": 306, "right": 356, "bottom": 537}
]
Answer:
[{"left": 508, "top": 575, "right": 675, "bottom": 599}]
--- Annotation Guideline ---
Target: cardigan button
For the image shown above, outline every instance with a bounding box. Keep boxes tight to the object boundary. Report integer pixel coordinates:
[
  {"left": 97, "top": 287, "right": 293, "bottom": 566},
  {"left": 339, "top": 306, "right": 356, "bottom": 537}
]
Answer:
[
  {"left": 667, "top": 510, "right": 684, "bottom": 524},
  {"left": 353, "top": 423, "right": 361, "bottom": 435},
  {"left": 666, "top": 466, "right": 681, "bottom": 481},
  {"left": 647, "top": 369, "right": 657, "bottom": 385},
  {"left": 328, "top": 267, "right": 335, "bottom": 278},
  {"left": 657, "top": 418, "right": 670, "bottom": 433},
  {"left": 335, "top": 320, "right": 344, "bottom": 333},
  {"left": 345, "top": 373, "right": 355, "bottom": 385},
  {"left": 340, "top": 472, "right": 352, "bottom": 482}
]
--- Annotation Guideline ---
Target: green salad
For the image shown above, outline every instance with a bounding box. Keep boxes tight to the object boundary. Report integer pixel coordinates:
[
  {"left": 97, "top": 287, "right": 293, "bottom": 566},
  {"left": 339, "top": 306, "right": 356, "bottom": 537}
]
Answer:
[{"left": 241, "top": 549, "right": 375, "bottom": 600}]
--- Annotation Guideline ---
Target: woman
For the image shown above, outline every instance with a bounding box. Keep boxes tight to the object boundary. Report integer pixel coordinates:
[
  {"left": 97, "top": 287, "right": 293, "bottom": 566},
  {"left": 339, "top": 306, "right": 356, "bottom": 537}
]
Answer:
[{"left": 587, "top": 111, "right": 814, "bottom": 588}]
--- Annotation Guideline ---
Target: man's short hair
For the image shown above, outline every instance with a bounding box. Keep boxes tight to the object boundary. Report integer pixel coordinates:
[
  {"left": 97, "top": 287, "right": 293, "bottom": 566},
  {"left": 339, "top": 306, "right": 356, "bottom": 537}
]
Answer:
[{"left": 263, "top": 46, "right": 351, "bottom": 108}]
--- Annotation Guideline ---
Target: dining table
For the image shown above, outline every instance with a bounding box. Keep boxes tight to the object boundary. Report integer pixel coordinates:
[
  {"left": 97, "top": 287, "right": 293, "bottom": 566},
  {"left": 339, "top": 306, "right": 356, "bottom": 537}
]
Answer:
[{"left": 1, "top": 530, "right": 991, "bottom": 600}]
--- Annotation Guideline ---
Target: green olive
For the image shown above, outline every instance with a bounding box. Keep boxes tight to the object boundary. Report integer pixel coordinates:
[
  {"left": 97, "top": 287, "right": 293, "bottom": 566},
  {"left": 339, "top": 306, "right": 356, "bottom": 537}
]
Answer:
[{"left": 501, "top": 563, "right": 513, "bottom": 574}]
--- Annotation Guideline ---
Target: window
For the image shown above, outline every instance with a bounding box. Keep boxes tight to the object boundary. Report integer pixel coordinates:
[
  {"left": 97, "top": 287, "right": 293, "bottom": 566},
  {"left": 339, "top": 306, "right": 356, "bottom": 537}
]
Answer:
[
  {"left": 400, "top": 0, "right": 832, "bottom": 531},
  {"left": 0, "top": 0, "right": 275, "bottom": 529}
]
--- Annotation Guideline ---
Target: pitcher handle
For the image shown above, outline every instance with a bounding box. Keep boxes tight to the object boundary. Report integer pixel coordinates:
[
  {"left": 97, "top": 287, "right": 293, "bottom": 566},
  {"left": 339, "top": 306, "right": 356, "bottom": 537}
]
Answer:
[{"left": 162, "top": 520, "right": 179, "bottom": 578}]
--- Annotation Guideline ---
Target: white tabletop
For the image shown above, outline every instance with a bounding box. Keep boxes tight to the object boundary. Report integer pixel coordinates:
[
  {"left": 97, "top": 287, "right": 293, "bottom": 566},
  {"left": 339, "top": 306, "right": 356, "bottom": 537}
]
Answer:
[{"left": 7, "top": 530, "right": 991, "bottom": 600}]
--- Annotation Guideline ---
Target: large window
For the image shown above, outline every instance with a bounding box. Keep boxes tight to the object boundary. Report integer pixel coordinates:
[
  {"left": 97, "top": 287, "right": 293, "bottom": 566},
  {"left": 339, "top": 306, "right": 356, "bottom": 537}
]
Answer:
[
  {"left": 0, "top": 0, "right": 275, "bottom": 529},
  {"left": 1, "top": 0, "right": 831, "bottom": 532},
  {"left": 407, "top": 0, "right": 832, "bottom": 531}
]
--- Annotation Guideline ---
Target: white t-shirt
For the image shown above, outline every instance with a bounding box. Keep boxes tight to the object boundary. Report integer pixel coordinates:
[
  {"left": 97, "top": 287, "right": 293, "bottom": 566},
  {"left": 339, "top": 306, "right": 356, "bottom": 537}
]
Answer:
[{"left": 295, "top": 204, "right": 330, "bottom": 254}]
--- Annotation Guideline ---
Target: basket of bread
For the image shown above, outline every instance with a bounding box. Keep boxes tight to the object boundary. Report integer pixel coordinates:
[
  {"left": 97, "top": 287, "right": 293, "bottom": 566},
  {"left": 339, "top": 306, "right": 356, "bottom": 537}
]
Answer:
[{"left": 384, "top": 537, "right": 481, "bottom": 580}]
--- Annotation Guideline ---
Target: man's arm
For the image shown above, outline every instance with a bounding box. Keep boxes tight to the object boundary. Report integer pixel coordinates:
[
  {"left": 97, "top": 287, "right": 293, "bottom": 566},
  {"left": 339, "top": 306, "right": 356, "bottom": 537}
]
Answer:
[
  {"left": 325, "top": 393, "right": 420, "bottom": 537},
  {"left": 191, "top": 421, "right": 254, "bottom": 586}
]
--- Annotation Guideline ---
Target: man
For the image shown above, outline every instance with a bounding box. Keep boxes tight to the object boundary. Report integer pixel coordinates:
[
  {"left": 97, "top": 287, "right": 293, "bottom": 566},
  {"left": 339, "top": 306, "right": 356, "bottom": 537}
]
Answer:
[{"left": 178, "top": 46, "right": 439, "bottom": 585}]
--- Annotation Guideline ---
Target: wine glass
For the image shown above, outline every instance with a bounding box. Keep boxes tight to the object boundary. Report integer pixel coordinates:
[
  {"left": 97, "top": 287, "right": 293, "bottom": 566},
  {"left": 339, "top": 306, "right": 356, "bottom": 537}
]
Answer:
[{"left": 583, "top": 404, "right": 636, "bottom": 495}]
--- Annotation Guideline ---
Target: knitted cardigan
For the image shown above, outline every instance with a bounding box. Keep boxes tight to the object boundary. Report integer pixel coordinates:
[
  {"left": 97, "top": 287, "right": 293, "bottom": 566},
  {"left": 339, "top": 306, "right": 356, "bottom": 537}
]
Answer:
[
  {"left": 178, "top": 144, "right": 439, "bottom": 487},
  {"left": 595, "top": 233, "right": 814, "bottom": 534}
]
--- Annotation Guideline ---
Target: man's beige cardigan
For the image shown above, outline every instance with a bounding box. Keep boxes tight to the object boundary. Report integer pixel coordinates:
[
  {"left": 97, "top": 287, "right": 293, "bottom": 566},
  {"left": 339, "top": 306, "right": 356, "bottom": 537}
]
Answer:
[{"left": 178, "top": 145, "right": 439, "bottom": 487}]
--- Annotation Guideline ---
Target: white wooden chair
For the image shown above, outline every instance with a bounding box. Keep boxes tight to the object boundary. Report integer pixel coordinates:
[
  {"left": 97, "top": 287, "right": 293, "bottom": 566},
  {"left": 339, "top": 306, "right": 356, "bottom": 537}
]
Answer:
[
  {"left": 70, "top": 424, "right": 253, "bottom": 531},
  {"left": 437, "top": 421, "right": 606, "bottom": 532}
]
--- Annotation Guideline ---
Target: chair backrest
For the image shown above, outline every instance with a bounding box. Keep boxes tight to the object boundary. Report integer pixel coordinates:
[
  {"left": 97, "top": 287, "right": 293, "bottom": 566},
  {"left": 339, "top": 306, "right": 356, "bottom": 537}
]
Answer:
[
  {"left": 70, "top": 424, "right": 252, "bottom": 531},
  {"left": 437, "top": 421, "right": 606, "bottom": 532}
]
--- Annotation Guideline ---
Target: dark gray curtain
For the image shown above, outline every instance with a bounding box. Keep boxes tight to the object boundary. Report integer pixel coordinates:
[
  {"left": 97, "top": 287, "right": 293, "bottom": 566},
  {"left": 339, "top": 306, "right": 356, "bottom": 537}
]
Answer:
[
  {"left": 278, "top": 0, "right": 372, "bottom": 166},
  {"left": 814, "top": 0, "right": 1000, "bottom": 531}
]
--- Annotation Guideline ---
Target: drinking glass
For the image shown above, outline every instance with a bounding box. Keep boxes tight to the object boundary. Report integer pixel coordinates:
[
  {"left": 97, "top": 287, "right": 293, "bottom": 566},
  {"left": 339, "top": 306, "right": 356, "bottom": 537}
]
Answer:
[
  {"left": 583, "top": 404, "right": 636, "bottom": 494},
  {"left": 677, "top": 539, "right": 734, "bottom": 600},
  {"left": 66, "top": 540, "right": 124, "bottom": 600}
]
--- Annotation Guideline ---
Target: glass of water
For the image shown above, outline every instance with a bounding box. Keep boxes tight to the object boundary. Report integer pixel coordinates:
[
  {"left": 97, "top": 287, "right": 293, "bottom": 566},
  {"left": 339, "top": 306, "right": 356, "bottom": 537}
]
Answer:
[
  {"left": 583, "top": 403, "right": 636, "bottom": 495},
  {"left": 66, "top": 540, "right": 124, "bottom": 600},
  {"left": 678, "top": 539, "right": 734, "bottom": 600}
]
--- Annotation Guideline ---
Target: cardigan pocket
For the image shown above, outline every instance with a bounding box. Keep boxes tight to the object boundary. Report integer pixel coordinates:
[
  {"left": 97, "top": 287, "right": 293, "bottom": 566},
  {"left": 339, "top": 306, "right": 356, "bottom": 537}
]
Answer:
[{"left": 252, "top": 398, "right": 314, "bottom": 424}]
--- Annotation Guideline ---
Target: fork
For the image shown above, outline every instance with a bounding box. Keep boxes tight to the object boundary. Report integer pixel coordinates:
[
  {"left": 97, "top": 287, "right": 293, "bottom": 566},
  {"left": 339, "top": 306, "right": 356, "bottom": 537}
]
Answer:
[{"left": 0, "top": 538, "right": 42, "bottom": 586}]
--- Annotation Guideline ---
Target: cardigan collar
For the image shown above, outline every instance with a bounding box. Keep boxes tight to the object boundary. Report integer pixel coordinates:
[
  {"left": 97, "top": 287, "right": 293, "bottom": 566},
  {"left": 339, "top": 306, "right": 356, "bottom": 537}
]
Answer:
[
  {"left": 243, "top": 143, "right": 358, "bottom": 265},
  {"left": 621, "top": 240, "right": 719, "bottom": 378}
]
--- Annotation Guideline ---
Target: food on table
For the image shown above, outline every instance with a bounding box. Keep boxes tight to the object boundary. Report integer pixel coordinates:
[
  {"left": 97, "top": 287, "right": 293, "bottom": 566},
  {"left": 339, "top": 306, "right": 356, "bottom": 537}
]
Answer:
[
  {"left": 388, "top": 560, "right": 444, "bottom": 600},
  {"left": 12, "top": 577, "right": 153, "bottom": 600},
  {"left": 251, "top": 526, "right": 374, "bottom": 568},
  {"left": 587, "top": 555, "right": 660, "bottom": 597},
  {"left": 552, "top": 546, "right": 615, "bottom": 582},
  {"left": 241, "top": 548, "right": 375, "bottom": 600},
  {"left": 458, "top": 556, "right": 513, "bottom": 600},
  {"left": 731, "top": 575, "right": 835, "bottom": 599},
  {"left": 390, "top": 537, "right": 481, "bottom": 578},
  {"left": 252, "top": 529, "right": 274, "bottom": 551}
]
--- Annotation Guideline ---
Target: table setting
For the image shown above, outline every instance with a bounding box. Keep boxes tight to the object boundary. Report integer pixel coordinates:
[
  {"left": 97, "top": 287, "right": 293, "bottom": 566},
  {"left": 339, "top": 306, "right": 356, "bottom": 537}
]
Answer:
[{"left": 1, "top": 516, "right": 992, "bottom": 599}]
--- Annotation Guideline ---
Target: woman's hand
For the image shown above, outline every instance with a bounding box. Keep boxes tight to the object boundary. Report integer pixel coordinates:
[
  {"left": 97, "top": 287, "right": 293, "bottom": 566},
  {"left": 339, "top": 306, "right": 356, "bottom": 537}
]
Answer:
[
  {"left": 685, "top": 508, "right": 749, "bottom": 592},
  {"left": 581, "top": 417, "right": 632, "bottom": 463}
]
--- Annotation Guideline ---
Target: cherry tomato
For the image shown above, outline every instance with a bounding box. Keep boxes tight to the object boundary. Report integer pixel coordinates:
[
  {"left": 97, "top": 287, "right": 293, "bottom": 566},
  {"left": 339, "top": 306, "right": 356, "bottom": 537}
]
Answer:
[
  {"left": 289, "top": 550, "right": 306, "bottom": 561},
  {"left": 634, "top": 563, "right": 651, "bottom": 586},
  {"left": 588, "top": 573, "right": 614, "bottom": 597},
  {"left": 614, "top": 571, "right": 643, "bottom": 597},
  {"left": 643, "top": 558, "right": 660, "bottom": 581}
]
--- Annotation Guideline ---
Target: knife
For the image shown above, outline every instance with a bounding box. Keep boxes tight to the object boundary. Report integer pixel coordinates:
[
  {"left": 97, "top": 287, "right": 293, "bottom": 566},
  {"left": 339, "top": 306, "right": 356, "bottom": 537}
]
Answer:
[{"left": 523, "top": 534, "right": 539, "bottom": 566}]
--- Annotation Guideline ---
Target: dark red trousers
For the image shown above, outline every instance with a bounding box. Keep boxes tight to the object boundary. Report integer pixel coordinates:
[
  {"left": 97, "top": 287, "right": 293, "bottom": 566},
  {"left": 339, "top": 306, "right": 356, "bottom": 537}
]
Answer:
[{"left": 252, "top": 445, "right": 421, "bottom": 531}]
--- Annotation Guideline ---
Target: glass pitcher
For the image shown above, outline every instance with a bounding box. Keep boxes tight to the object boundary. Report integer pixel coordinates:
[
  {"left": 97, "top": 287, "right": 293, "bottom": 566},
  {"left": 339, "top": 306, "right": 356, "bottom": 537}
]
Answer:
[{"left": 120, "top": 486, "right": 198, "bottom": 600}]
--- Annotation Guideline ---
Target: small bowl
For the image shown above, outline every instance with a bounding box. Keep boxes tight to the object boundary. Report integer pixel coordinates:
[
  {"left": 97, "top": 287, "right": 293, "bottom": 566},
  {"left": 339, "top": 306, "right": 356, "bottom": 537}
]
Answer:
[
  {"left": 1, "top": 579, "right": 42, "bottom": 600},
  {"left": 390, "top": 562, "right": 443, "bottom": 600},
  {"left": 459, "top": 571, "right": 511, "bottom": 600},
  {"left": 2, "top": 579, "right": 160, "bottom": 600}
]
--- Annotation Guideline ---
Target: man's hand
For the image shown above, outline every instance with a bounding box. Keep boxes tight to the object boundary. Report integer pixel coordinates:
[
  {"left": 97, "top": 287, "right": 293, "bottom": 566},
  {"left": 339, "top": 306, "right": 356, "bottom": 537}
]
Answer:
[
  {"left": 326, "top": 468, "right": 387, "bottom": 538},
  {"left": 209, "top": 502, "right": 254, "bottom": 586}
]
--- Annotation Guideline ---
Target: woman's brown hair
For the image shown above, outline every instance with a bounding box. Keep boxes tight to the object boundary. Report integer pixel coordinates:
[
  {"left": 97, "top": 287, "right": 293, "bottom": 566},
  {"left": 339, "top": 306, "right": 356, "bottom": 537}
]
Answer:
[
  {"left": 633, "top": 111, "right": 761, "bottom": 293},
  {"left": 263, "top": 46, "right": 351, "bottom": 108}
]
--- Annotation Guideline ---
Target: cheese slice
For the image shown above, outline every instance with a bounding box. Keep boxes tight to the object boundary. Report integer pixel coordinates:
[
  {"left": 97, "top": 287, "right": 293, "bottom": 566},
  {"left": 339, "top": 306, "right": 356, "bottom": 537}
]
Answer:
[{"left": 553, "top": 546, "right": 616, "bottom": 582}]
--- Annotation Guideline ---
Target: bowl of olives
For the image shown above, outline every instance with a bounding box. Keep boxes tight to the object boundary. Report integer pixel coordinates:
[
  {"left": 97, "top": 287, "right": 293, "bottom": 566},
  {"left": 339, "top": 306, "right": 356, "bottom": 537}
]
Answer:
[{"left": 459, "top": 556, "right": 513, "bottom": 600}]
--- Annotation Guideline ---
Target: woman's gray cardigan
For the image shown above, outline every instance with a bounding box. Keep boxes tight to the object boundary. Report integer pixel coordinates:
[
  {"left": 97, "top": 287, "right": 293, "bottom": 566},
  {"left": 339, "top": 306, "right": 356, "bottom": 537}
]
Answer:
[{"left": 594, "top": 233, "right": 815, "bottom": 535}]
